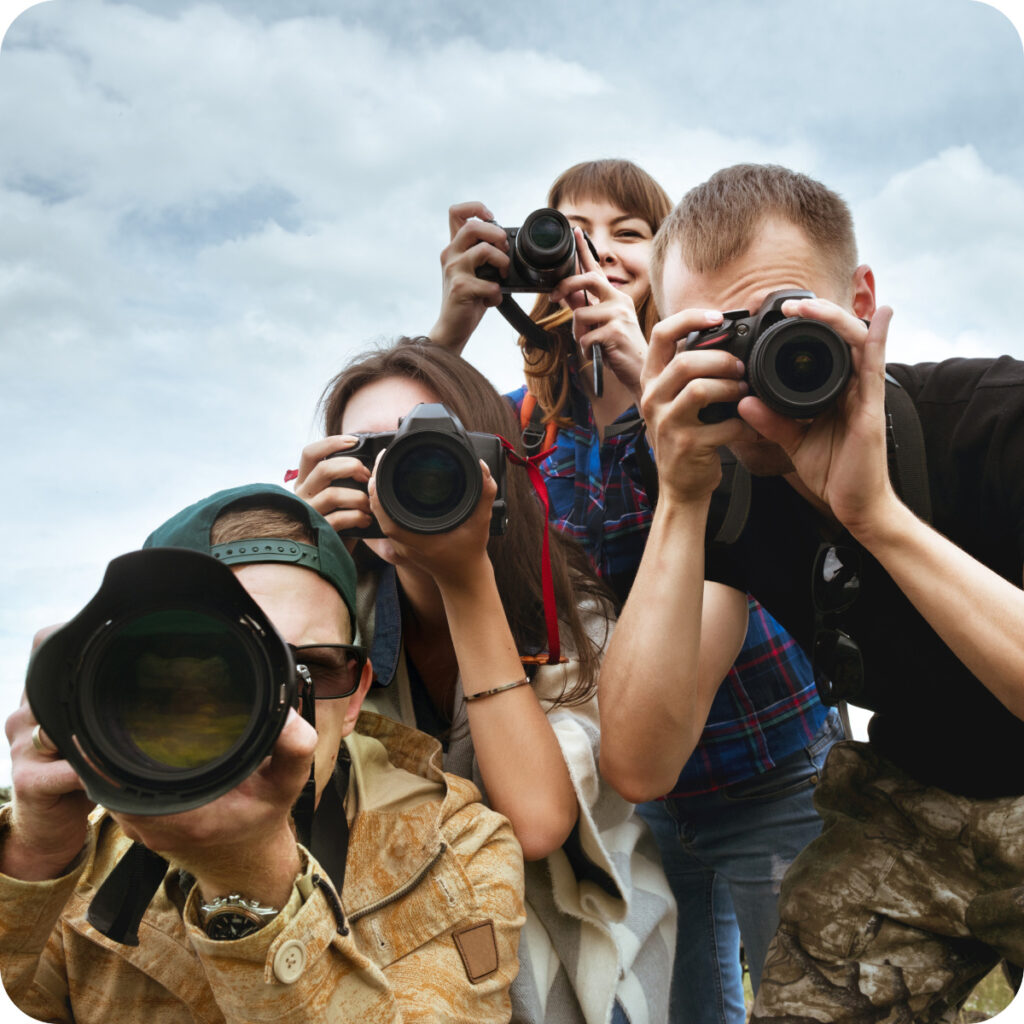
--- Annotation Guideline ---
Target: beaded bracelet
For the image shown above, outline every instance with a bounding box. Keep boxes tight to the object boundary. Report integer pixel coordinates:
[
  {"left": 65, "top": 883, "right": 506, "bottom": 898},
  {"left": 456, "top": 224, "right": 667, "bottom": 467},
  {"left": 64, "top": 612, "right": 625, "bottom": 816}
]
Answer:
[{"left": 463, "top": 677, "right": 530, "bottom": 703}]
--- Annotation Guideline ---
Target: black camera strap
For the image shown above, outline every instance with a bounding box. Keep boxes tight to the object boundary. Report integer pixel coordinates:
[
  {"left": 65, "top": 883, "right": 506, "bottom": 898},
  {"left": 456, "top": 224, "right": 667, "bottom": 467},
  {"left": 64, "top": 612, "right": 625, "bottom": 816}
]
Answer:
[
  {"left": 497, "top": 295, "right": 555, "bottom": 352},
  {"left": 86, "top": 841, "right": 170, "bottom": 945},
  {"left": 884, "top": 373, "right": 932, "bottom": 523}
]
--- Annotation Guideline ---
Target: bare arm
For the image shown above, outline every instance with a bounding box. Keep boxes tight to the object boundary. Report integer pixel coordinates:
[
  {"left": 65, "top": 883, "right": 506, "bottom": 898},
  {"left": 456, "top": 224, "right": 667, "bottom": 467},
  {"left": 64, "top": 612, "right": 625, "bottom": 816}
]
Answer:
[
  {"left": 369, "top": 466, "right": 579, "bottom": 860},
  {"left": 743, "top": 300, "right": 1024, "bottom": 722},
  {"left": 599, "top": 310, "right": 757, "bottom": 802}
]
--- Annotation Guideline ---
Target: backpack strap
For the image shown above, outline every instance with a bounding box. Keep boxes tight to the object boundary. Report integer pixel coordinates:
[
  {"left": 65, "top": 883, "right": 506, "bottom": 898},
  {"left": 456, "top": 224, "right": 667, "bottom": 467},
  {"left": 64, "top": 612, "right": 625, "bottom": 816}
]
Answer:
[
  {"left": 603, "top": 416, "right": 659, "bottom": 506},
  {"left": 884, "top": 373, "right": 932, "bottom": 523},
  {"left": 520, "top": 391, "right": 559, "bottom": 458}
]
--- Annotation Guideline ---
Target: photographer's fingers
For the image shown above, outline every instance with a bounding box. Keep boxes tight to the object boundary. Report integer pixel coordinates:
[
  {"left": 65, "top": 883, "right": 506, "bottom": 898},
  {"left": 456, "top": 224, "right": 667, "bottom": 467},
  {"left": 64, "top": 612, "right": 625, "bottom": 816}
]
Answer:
[
  {"left": 644, "top": 309, "right": 724, "bottom": 385},
  {"left": 260, "top": 709, "right": 318, "bottom": 800},
  {"left": 294, "top": 437, "right": 373, "bottom": 532},
  {"left": 447, "top": 201, "right": 496, "bottom": 240}
]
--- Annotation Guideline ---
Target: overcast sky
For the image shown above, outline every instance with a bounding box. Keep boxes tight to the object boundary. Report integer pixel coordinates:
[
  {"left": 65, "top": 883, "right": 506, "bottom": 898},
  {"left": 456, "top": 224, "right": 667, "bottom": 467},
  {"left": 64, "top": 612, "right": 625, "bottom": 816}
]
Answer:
[{"left": 1, "top": 0, "right": 1023, "bottom": 799}]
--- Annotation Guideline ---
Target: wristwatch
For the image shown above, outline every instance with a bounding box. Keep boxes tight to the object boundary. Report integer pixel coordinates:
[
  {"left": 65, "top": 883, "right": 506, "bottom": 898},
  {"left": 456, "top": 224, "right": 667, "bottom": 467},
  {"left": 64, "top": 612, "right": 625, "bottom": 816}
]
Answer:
[{"left": 200, "top": 893, "right": 280, "bottom": 940}]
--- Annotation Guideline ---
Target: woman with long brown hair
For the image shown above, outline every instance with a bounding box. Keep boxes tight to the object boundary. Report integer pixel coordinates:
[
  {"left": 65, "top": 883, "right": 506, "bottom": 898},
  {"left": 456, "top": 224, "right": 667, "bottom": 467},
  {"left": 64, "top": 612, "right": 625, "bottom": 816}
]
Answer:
[
  {"left": 427, "top": 159, "right": 844, "bottom": 1024},
  {"left": 293, "top": 338, "right": 675, "bottom": 1024}
]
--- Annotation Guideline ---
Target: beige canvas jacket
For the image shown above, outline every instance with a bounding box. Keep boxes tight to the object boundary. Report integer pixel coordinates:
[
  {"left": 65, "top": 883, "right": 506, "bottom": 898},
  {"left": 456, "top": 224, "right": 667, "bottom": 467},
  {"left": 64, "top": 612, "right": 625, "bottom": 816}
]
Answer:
[{"left": 0, "top": 712, "right": 525, "bottom": 1023}]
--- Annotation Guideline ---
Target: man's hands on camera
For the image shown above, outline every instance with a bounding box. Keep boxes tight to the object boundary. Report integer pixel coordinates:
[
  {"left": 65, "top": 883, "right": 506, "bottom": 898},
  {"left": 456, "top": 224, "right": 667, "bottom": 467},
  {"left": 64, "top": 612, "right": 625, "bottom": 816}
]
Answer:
[
  {"left": 736, "top": 298, "right": 898, "bottom": 539},
  {"left": 548, "top": 226, "right": 648, "bottom": 400},
  {"left": 641, "top": 308, "right": 756, "bottom": 506},
  {"left": 293, "top": 435, "right": 373, "bottom": 539},
  {"left": 429, "top": 201, "right": 510, "bottom": 352},
  {"left": 4, "top": 626, "right": 313, "bottom": 908},
  {"left": 3, "top": 648, "right": 95, "bottom": 883},
  {"left": 113, "top": 708, "right": 314, "bottom": 910}
]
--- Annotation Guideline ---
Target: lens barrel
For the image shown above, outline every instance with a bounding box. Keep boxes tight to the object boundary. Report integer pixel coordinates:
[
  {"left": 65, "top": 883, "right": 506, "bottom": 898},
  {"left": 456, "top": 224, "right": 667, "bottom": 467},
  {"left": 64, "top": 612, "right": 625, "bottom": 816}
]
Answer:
[
  {"left": 512, "top": 208, "right": 576, "bottom": 288},
  {"left": 747, "top": 318, "right": 851, "bottom": 417},
  {"left": 26, "top": 548, "right": 296, "bottom": 815},
  {"left": 375, "top": 413, "right": 483, "bottom": 534}
]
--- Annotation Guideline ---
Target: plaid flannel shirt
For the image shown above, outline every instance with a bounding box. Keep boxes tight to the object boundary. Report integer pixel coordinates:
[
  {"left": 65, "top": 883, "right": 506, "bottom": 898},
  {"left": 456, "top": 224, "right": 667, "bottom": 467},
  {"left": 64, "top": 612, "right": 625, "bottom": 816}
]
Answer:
[{"left": 505, "top": 367, "right": 826, "bottom": 796}]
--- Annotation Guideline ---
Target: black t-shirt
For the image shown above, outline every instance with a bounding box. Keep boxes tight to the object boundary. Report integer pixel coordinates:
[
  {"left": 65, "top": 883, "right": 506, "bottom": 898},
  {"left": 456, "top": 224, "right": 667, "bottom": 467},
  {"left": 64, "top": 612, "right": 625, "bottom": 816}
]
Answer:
[{"left": 705, "top": 357, "right": 1024, "bottom": 797}]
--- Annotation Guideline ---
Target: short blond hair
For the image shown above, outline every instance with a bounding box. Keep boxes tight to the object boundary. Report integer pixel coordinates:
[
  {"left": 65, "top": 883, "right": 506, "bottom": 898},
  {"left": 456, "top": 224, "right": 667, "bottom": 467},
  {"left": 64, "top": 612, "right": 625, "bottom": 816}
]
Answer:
[{"left": 650, "top": 164, "right": 858, "bottom": 314}]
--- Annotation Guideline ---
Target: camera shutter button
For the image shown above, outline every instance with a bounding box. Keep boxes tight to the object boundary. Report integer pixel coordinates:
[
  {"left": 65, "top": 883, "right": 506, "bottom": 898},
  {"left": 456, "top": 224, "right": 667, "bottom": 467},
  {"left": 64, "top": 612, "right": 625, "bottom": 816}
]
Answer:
[{"left": 273, "top": 939, "right": 307, "bottom": 983}]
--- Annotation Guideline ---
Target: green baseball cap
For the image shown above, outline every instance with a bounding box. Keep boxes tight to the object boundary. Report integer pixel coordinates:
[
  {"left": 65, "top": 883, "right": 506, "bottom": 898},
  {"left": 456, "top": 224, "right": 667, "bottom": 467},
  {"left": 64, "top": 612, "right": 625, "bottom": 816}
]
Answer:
[{"left": 144, "top": 483, "right": 357, "bottom": 623}]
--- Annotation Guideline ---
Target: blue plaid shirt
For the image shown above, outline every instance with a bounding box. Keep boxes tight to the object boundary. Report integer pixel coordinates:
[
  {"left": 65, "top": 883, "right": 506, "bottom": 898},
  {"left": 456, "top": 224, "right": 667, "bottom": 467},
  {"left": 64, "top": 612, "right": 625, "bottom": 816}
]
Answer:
[{"left": 505, "top": 366, "right": 827, "bottom": 795}]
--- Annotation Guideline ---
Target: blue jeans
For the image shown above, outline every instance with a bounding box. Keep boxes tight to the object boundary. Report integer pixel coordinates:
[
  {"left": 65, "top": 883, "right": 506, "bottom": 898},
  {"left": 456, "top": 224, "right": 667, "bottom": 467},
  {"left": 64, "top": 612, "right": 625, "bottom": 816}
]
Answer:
[{"left": 636, "top": 708, "right": 843, "bottom": 1024}]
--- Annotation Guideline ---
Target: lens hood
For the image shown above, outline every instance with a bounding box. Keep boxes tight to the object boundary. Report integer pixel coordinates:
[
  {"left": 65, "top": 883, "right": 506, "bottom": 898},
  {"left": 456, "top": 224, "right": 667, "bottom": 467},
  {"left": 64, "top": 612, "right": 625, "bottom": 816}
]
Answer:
[{"left": 26, "top": 548, "right": 296, "bottom": 815}]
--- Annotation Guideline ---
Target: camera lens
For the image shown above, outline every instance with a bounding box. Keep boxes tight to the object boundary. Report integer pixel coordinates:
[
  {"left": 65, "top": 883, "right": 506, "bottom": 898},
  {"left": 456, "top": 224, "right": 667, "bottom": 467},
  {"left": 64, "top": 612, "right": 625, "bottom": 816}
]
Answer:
[
  {"left": 748, "top": 318, "right": 851, "bottom": 417},
  {"left": 774, "top": 337, "right": 835, "bottom": 394},
  {"left": 391, "top": 444, "right": 467, "bottom": 520},
  {"left": 82, "top": 610, "right": 259, "bottom": 776},
  {"left": 514, "top": 208, "right": 576, "bottom": 287},
  {"left": 527, "top": 214, "right": 566, "bottom": 251},
  {"left": 377, "top": 432, "right": 482, "bottom": 534}
]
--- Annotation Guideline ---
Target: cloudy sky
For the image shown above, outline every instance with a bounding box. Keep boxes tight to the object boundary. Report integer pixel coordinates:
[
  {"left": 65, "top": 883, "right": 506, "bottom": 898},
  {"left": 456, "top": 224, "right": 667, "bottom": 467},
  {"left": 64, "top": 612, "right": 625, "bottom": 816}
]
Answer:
[{"left": 0, "top": 0, "right": 1022, "bottom": 799}]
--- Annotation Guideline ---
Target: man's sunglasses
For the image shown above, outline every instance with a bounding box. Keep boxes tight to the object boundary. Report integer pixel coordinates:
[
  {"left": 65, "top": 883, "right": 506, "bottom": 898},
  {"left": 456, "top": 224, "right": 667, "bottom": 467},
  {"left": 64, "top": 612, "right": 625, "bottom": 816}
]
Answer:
[
  {"left": 811, "top": 541, "right": 864, "bottom": 706},
  {"left": 288, "top": 643, "right": 368, "bottom": 700}
]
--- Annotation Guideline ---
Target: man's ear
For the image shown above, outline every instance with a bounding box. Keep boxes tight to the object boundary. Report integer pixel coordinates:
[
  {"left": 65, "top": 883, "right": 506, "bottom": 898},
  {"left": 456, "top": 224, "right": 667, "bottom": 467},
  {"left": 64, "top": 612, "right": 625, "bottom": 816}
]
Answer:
[
  {"left": 340, "top": 657, "right": 374, "bottom": 735},
  {"left": 851, "top": 264, "right": 876, "bottom": 320}
]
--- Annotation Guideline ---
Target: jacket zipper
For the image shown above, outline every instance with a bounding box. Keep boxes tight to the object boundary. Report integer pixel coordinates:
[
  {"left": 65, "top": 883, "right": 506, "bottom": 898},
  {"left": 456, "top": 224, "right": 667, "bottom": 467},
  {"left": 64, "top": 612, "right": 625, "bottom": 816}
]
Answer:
[{"left": 347, "top": 842, "right": 448, "bottom": 924}]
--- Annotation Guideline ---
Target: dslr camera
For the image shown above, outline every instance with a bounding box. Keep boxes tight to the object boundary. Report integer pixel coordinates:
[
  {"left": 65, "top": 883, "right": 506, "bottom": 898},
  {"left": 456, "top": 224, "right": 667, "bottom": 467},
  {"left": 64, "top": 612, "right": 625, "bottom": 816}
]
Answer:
[
  {"left": 476, "top": 207, "right": 582, "bottom": 292},
  {"left": 334, "top": 403, "right": 508, "bottom": 538},
  {"left": 684, "top": 289, "right": 852, "bottom": 421},
  {"left": 26, "top": 547, "right": 300, "bottom": 816}
]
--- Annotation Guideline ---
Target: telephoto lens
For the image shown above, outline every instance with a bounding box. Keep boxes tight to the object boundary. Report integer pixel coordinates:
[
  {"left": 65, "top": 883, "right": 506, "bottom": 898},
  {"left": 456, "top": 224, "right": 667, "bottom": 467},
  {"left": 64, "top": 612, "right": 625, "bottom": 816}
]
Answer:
[{"left": 26, "top": 548, "right": 297, "bottom": 815}]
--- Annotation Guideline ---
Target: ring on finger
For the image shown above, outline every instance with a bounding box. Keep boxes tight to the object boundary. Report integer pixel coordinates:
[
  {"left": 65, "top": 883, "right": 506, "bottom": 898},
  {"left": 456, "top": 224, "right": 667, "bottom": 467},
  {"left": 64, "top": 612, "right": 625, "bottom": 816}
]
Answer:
[{"left": 31, "top": 724, "right": 55, "bottom": 755}]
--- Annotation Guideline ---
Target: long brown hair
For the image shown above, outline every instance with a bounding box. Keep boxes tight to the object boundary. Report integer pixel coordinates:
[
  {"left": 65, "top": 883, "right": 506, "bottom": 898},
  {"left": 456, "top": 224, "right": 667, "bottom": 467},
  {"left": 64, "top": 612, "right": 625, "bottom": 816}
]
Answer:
[
  {"left": 523, "top": 159, "right": 673, "bottom": 424},
  {"left": 318, "top": 338, "right": 612, "bottom": 706}
]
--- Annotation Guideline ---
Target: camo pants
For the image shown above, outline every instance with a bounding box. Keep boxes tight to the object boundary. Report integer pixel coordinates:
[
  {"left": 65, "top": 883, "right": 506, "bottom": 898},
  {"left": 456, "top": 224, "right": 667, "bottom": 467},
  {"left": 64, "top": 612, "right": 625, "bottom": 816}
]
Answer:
[{"left": 751, "top": 741, "right": 1024, "bottom": 1024}]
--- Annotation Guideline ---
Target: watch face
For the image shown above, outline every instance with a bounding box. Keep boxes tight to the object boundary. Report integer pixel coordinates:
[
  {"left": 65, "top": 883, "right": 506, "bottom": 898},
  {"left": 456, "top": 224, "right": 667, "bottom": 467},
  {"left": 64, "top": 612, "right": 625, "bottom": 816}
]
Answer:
[{"left": 205, "top": 909, "right": 265, "bottom": 941}]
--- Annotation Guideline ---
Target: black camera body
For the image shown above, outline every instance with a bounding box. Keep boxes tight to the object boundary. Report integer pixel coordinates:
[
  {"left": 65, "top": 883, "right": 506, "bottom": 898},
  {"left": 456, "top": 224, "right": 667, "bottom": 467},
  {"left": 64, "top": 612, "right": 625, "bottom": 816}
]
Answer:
[
  {"left": 334, "top": 403, "right": 508, "bottom": 538},
  {"left": 476, "top": 207, "right": 579, "bottom": 292},
  {"left": 684, "top": 289, "right": 852, "bottom": 422},
  {"left": 26, "top": 547, "right": 298, "bottom": 816}
]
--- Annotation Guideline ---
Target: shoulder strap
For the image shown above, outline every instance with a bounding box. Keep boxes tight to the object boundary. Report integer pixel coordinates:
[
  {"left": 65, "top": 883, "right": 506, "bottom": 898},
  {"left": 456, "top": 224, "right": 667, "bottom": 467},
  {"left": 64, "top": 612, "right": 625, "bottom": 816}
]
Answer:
[
  {"left": 603, "top": 416, "right": 659, "bottom": 506},
  {"left": 884, "top": 373, "right": 932, "bottom": 523},
  {"left": 709, "top": 448, "right": 752, "bottom": 546},
  {"left": 520, "top": 391, "right": 558, "bottom": 457}
]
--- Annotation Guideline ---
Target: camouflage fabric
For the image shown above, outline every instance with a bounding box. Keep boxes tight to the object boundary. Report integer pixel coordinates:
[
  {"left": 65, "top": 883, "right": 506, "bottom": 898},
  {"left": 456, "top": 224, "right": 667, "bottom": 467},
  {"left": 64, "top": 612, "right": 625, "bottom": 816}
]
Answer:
[
  {"left": 752, "top": 740, "right": 1024, "bottom": 1024},
  {"left": 0, "top": 712, "right": 525, "bottom": 1023}
]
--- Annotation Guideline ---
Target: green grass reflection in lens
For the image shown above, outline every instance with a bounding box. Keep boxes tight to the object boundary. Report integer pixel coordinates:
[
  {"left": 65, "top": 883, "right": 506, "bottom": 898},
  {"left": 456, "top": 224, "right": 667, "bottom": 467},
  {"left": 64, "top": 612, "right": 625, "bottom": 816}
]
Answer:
[{"left": 100, "top": 611, "right": 256, "bottom": 772}]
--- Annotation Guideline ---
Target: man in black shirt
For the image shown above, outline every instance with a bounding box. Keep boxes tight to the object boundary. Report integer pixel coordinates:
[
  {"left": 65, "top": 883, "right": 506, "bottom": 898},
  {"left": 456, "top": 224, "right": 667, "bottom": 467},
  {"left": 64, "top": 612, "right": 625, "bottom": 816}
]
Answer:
[{"left": 598, "top": 164, "right": 1024, "bottom": 1021}]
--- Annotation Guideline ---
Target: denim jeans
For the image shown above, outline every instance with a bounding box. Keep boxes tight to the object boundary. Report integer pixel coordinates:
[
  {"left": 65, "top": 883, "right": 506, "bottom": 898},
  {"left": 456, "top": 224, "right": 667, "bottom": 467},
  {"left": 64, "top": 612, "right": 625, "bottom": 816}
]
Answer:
[{"left": 636, "top": 707, "right": 843, "bottom": 1024}]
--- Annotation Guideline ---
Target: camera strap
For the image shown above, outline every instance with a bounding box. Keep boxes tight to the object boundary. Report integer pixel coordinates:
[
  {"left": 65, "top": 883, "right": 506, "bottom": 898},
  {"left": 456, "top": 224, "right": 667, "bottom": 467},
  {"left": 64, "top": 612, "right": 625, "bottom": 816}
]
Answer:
[
  {"left": 497, "top": 295, "right": 556, "bottom": 352},
  {"left": 496, "top": 436, "right": 565, "bottom": 665},
  {"left": 86, "top": 841, "right": 170, "bottom": 945},
  {"left": 884, "top": 374, "right": 932, "bottom": 523}
]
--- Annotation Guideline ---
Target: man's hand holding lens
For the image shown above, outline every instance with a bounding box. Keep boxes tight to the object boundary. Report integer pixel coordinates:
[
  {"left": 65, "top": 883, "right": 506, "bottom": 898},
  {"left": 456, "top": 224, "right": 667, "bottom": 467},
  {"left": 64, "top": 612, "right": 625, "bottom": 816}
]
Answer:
[
  {"left": 2, "top": 629, "right": 95, "bottom": 883},
  {"left": 738, "top": 300, "right": 898, "bottom": 537}
]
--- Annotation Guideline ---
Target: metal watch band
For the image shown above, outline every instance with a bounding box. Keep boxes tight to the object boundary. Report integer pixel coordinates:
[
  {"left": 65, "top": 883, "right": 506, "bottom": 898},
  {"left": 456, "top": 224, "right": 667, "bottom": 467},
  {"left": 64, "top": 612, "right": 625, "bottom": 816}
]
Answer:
[{"left": 200, "top": 893, "right": 280, "bottom": 941}]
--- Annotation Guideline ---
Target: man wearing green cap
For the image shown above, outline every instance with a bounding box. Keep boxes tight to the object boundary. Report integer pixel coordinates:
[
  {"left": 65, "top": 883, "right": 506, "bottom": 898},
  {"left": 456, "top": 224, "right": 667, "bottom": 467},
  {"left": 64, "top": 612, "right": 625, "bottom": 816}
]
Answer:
[{"left": 0, "top": 484, "right": 526, "bottom": 1023}]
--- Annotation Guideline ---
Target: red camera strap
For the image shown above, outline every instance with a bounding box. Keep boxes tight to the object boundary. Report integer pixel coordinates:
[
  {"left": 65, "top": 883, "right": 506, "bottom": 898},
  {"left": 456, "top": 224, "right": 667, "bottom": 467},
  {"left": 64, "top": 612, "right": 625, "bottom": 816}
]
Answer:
[{"left": 496, "top": 436, "right": 563, "bottom": 665}]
